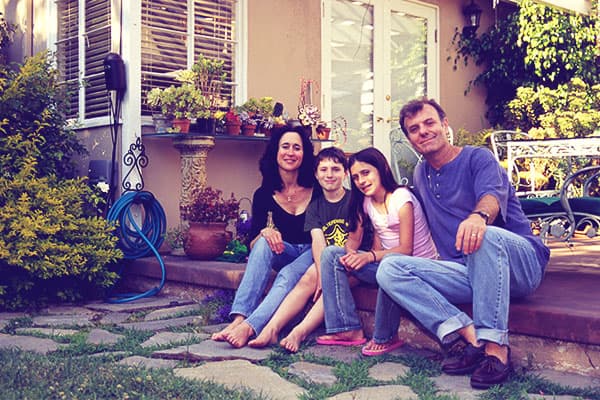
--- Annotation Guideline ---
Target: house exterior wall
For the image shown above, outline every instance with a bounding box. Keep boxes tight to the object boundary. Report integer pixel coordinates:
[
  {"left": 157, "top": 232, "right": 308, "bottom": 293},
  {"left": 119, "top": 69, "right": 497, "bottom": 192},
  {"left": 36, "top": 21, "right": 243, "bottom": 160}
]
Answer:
[{"left": 3, "top": 0, "right": 498, "bottom": 229}]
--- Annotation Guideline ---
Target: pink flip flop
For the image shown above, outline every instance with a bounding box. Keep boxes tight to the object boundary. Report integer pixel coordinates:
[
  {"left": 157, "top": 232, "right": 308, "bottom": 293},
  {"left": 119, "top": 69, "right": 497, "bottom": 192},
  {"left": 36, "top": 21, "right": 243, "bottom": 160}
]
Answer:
[
  {"left": 316, "top": 337, "right": 367, "bottom": 346},
  {"left": 361, "top": 338, "right": 404, "bottom": 356}
]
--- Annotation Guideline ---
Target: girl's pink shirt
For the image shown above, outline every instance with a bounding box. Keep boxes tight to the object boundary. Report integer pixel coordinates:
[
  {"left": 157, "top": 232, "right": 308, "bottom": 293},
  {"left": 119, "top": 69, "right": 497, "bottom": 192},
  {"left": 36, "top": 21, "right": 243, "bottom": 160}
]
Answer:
[{"left": 364, "top": 187, "right": 437, "bottom": 259}]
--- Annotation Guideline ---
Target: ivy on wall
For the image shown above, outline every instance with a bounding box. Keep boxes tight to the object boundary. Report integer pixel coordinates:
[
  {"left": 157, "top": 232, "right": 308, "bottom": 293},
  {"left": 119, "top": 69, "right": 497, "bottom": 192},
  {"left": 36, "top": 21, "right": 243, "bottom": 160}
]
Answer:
[{"left": 449, "top": 0, "right": 599, "bottom": 127}]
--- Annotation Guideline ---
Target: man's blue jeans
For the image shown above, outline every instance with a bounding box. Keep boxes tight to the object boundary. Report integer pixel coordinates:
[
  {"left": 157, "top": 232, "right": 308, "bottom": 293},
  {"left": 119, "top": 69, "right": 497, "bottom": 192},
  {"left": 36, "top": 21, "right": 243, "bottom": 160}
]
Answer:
[
  {"left": 229, "top": 237, "right": 312, "bottom": 335},
  {"left": 375, "top": 226, "right": 544, "bottom": 346},
  {"left": 321, "top": 245, "right": 379, "bottom": 334}
]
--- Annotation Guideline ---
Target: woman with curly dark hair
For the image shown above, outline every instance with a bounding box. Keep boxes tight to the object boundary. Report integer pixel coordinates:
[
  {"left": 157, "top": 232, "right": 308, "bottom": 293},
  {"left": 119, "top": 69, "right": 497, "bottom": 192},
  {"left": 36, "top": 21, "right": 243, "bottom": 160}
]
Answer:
[{"left": 212, "top": 120, "right": 319, "bottom": 347}]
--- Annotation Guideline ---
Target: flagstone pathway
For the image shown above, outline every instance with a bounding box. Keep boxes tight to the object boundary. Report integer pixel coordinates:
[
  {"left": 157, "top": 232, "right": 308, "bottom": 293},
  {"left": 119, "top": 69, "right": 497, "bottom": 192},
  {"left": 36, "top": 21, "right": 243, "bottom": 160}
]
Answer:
[{"left": 0, "top": 296, "right": 598, "bottom": 400}]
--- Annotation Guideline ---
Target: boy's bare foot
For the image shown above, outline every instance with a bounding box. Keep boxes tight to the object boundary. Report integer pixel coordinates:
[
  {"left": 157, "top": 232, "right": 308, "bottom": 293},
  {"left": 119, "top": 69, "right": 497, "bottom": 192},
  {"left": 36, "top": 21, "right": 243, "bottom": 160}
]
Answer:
[
  {"left": 211, "top": 316, "right": 244, "bottom": 341},
  {"left": 248, "top": 326, "right": 278, "bottom": 348},
  {"left": 224, "top": 321, "right": 255, "bottom": 348},
  {"left": 280, "top": 328, "right": 308, "bottom": 353}
]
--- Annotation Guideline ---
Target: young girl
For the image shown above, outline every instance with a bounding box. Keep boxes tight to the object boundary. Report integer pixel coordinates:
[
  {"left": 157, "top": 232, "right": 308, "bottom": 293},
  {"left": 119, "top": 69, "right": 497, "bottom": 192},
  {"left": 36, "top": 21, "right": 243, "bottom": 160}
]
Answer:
[{"left": 316, "top": 147, "right": 437, "bottom": 355}]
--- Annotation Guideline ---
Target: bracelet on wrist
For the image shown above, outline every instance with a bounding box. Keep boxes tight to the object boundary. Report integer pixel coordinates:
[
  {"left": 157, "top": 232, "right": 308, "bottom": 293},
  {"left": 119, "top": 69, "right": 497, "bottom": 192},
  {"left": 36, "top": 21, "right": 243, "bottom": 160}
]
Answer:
[{"left": 370, "top": 250, "right": 377, "bottom": 263}]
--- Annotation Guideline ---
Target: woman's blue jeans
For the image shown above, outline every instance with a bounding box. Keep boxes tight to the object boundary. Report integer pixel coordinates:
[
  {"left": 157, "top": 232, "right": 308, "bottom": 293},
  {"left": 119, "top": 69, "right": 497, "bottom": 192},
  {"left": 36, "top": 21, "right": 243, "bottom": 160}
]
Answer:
[
  {"left": 321, "top": 245, "right": 379, "bottom": 334},
  {"left": 375, "top": 226, "right": 544, "bottom": 346},
  {"left": 229, "top": 237, "right": 312, "bottom": 335}
]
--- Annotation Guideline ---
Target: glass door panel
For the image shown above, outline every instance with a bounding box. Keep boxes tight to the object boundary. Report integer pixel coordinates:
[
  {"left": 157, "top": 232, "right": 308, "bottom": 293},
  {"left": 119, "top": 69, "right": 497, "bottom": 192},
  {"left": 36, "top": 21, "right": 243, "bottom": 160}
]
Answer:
[{"left": 330, "top": 0, "right": 374, "bottom": 153}]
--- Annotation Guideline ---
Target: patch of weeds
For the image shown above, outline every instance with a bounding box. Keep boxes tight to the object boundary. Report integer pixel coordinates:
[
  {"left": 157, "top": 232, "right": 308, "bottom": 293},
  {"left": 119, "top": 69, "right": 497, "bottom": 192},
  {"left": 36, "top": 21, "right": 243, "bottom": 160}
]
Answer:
[
  {"left": 0, "top": 348, "right": 266, "bottom": 399},
  {"left": 398, "top": 370, "right": 440, "bottom": 399},
  {"left": 395, "top": 352, "right": 443, "bottom": 377},
  {"left": 126, "top": 310, "right": 150, "bottom": 322},
  {"left": 199, "top": 289, "right": 234, "bottom": 324},
  {"left": 1, "top": 316, "right": 32, "bottom": 334},
  {"left": 334, "top": 359, "right": 378, "bottom": 388}
]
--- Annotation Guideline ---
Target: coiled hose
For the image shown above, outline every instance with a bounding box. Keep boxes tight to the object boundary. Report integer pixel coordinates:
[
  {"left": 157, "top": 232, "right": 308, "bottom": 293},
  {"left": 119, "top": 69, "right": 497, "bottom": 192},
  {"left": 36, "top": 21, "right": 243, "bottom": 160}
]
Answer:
[{"left": 106, "top": 191, "right": 167, "bottom": 303}]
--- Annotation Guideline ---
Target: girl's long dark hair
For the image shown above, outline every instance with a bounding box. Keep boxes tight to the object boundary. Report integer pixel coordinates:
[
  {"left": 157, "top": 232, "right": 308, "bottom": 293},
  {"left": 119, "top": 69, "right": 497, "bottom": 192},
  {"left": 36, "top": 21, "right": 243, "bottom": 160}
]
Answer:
[
  {"left": 258, "top": 121, "right": 315, "bottom": 193},
  {"left": 347, "top": 147, "right": 399, "bottom": 232}
]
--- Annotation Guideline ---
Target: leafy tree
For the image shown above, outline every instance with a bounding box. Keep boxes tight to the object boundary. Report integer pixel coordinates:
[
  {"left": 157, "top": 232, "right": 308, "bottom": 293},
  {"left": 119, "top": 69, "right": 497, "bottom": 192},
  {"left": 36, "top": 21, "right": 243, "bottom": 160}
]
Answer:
[
  {"left": 449, "top": 0, "right": 599, "bottom": 127},
  {"left": 0, "top": 51, "right": 86, "bottom": 178}
]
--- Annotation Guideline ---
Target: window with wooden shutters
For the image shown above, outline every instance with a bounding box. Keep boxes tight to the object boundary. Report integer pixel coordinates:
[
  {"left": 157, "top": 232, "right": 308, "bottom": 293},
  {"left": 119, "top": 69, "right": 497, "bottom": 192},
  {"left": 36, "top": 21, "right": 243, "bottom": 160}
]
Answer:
[
  {"left": 56, "top": 0, "right": 111, "bottom": 120},
  {"left": 141, "top": 0, "right": 237, "bottom": 115}
]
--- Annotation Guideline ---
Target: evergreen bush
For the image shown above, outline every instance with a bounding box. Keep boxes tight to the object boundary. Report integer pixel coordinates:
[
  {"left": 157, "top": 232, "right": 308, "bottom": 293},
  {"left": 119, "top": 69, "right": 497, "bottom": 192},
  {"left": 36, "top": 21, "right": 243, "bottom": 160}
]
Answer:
[
  {"left": 0, "top": 51, "right": 86, "bottom": 179},
  {"left": 0, "top": 140, "right": 123, "bottom": 310}
]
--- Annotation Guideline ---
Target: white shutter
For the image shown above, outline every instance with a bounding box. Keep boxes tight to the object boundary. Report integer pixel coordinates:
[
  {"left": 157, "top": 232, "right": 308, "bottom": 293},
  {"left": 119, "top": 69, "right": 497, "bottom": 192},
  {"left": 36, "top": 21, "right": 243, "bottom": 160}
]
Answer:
[
  {"left": 84, "top": 0, "right": 111, "bottom": 119},
  {"left": 56, "top": 0, "right": 79, "bottom": 118}
]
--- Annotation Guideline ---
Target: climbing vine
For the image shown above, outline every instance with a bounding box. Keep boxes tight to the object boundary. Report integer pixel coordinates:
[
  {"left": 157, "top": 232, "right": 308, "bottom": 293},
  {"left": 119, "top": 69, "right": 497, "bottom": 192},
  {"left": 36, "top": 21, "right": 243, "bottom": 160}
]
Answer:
[{"left": 449, "top": 0, "right": 599, "bottom": 127}]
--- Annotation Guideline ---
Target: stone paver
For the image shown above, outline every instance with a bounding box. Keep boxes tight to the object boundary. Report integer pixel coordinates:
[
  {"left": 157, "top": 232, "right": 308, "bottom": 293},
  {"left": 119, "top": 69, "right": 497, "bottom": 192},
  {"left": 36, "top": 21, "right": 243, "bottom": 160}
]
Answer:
[
  {"left": 432, "top": 374, "right": 480, "bottom": 400},
  {"left": 16, "top": 327, "right": 79, "bottom": 336},
  {"left": 43, "top": 305, "right": 99, "bottom": 316},
  {"left": 152, "top": 339, "right": 272, "bottom": 362},
  {"left": 99, "top": 312, "right": 131, "bottom": 325},
  {"left": 32, "top": 314, "right": 94, "bottom": 327},
  {"left": 0, "top": 312, "right": 28, "bottom": 321},
  {"left": 175, "top": 359, "right": 306, "bottom": 400},
  {"left": 118, "top": 315, "right": 202, "bottom": 331},
  {"left": 85, "top": 297, "right": 193, "bottom": 313},
  {"left": 535, "top": 368, "right": 600, "bottom": 389},
  {"left": 0, "top": 332, "right": 61, "bottom": 354},
  {"left": 288, "top": 361, "right": 337, "bottom": 386},
  {"left": 118, "top": 355, "right": 179, "bottom": 369},
  {"left": 327, "top": 384, "right": 416, "bottom": 400},
  {"left": 368, "top": 361, "right": 410, "bottom": 381},
  {"left": 144, "top": 304, "right": 202, "bottom": 321},
  {"left": 86, "top": 328, "right": 125, "bottom": 345},
  {"left": 141, "top": 331, "right": 209, "bottom": 348},
  {"left": 304, "top": 343, "right": 363, "bottom": 363}
]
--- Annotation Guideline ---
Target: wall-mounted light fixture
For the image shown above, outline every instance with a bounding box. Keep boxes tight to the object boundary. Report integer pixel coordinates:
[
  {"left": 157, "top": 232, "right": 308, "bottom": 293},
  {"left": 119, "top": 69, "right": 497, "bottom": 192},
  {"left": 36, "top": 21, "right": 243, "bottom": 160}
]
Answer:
[{"left": 462, "top": 0, "right": 482, "bottom": 36}]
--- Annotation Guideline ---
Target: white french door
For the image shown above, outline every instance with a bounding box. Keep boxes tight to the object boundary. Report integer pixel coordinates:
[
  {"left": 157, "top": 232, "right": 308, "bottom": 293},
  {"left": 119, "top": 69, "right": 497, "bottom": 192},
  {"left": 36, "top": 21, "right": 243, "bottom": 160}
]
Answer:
[{"left": 322, "top": 0, "right": 438, "bottom": 159}]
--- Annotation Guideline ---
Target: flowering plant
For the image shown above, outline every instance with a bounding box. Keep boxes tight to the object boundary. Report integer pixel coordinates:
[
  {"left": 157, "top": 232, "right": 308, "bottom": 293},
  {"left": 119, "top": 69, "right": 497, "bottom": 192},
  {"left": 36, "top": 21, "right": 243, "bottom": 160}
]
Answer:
[
  {"left": 181, "top": 186, "right": 240, "bottom": 223},
  {"left": 225, "top": 108, "right": 241, "bottom": 125},
  {"left": 239, "top": 111, "right": 258, "bottom": 126}
]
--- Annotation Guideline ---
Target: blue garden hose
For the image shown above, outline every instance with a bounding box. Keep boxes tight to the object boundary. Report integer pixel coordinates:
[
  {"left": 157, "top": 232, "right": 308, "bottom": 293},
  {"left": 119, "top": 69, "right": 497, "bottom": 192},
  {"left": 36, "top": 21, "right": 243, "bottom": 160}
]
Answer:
[{"left": 106, "top": 191, "right": 167, "bottom": 303}]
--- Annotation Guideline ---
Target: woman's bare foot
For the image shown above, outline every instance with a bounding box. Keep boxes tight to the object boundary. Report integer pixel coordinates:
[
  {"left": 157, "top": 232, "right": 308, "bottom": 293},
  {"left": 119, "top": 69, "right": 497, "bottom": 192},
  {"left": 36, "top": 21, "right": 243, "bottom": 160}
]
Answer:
[
  {"left": 211, "top": 316, "right": 244, "bottom": 341},
  {"left": 248, "top": 326, "right": 278, "bottom": 348},
  {"left": 224, "top": 321, "right": 255, "bottom": 348},
  {"left": 280, "top": 328, "right": 308, "bottom": 353}
]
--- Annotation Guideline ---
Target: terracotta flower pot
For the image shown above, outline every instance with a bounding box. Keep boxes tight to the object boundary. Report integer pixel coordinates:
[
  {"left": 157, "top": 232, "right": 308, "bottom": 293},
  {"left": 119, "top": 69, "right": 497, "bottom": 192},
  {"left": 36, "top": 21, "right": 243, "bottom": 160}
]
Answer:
[
  {"left": 225, "top": 122, "right": 241, "bottom": 135},
  {"left": 242, "top": 124, "right": 257, "bottom": 136},
  {"left": 172, "top": 118, "right": 191, "bottom": 133},
  {"left": 184, "top": 222, "right": 228, "bottom": 260}
]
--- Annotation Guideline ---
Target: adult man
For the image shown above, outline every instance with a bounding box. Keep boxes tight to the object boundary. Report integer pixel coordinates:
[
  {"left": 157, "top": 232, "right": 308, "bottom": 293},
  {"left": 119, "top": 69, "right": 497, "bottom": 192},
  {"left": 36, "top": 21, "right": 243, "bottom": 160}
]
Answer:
[{"left": 376, "top": 98, "right": 549, "bottom": 389}]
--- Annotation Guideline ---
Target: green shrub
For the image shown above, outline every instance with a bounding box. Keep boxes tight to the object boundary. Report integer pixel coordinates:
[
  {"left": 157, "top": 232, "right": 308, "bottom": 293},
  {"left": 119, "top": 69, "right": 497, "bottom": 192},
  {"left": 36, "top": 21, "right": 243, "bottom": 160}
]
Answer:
[
  {"left": 0, "top": 145, "right": 122, "bottom": 310},
  {"left": 0, "top": 51, "right": 86, "bottom": 179},
  {"left": 505, "top": 78, "right": 600, "bottom": 138}
]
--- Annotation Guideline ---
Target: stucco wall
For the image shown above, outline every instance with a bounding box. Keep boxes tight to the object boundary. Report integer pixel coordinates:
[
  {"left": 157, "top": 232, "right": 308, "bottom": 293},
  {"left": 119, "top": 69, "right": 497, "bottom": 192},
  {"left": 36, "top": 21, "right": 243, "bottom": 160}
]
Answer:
[{"left": 3, "top": 0, "right": 495, "bottom": 230}]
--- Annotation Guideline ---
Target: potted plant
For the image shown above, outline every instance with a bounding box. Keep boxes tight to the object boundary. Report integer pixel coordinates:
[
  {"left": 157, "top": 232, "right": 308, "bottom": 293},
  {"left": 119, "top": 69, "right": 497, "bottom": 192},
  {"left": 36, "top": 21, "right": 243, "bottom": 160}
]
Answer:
[
  {"left": 146, "top": 87, "right": 172, "bottom": 133},
  {"left": 191, "top": 54, "right": 226, "bottom": 113},
  {"left": 180, "top": 186, "right": 240, "bottom": 260},
  {"left": 145, "top": 83, "right": 203, "bottom": 133},
  {"left": 224, "top": 108, "right": 241, "bottom": 135},
  {"left": 164, "top": 225, "right": 187, "bottom": 256},
  {"left": 239, "top": 111, "right": 258, "bottom": 136}
]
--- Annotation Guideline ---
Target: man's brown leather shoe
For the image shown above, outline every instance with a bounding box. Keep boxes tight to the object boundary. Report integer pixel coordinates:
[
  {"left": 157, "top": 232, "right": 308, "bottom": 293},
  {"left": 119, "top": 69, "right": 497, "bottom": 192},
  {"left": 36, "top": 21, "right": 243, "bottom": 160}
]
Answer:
[
  {"left": 470, "top": 349, "right": 512, "bottom": 389},
  {"left": 441, "top": 343, "right": 485, "bottom": 375}
]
